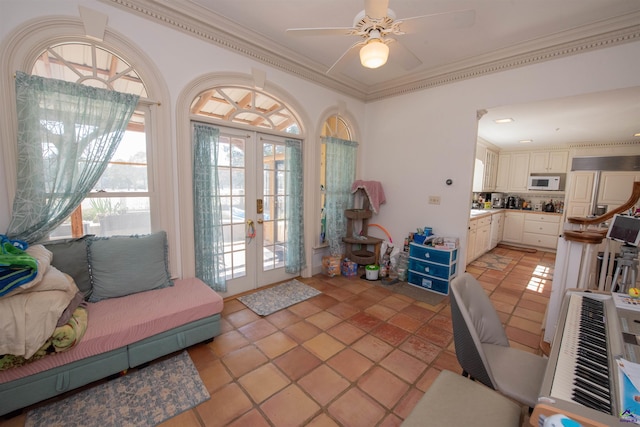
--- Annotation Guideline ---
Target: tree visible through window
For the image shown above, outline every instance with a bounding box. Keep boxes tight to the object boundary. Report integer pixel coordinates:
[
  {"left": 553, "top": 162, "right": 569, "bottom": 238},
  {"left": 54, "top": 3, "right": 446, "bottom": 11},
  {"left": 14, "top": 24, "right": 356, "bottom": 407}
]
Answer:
[{"left": 31, "top": 42, "right": 152, "bottom": 238}]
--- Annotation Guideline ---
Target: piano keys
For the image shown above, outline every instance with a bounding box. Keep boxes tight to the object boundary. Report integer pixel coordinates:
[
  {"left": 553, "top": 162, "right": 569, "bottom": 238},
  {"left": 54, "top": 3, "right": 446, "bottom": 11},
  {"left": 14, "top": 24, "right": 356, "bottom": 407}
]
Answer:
[{"left": 538, "top": 290, "right": 640, "bottom": 425}]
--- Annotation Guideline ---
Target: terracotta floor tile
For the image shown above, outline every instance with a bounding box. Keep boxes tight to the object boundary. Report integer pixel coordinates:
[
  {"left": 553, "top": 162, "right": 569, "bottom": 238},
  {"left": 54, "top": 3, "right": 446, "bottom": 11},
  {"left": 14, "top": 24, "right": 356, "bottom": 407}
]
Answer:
[
  {"left": 237, "top": 318, "right": 278, "bottom": 341},
  {"left": 347, "top": 311, "right": 382, "bottom": 332},
  {"left": 358, "top": 366, "right": 409, "bottom": 409},
  {"left": 431, "top": 350, "right": 462, "bottom": 373},
  {"left": 298, "top": 364, "right": 350, "bottom": 405},
  {"left": 328, "top": 387, "right": 386, "bottom": 427},
  {"left": 196, "top": 358, "right": 233, "bottom": 393},
  {"left": 322, "top": 286, "right": 358, "bottom": 301},
  {"left": 265, "top": 308, "right": 301, "bottom": 329},
  {"left": 400, "top": 304, "right": 435, "bottom": 323},
  {"left": 393, "top": 387, "right": 425, "bottom": 420},
  {"left": 253, "top": 331, "right": 298, "bottom": 359},
  {"left": 326, "top": 301, "right": 360, "bottom": 319},
  {"left": 509, "top": 313, "right": 544, "bottom": 334},
  {"left": 399, "top": 335, "right": 442, "bottom": 364},
  {"left": 306, "top": 310, "right": 342, "bottom": 330},
  {"left": 387, "top": 312, "right": 423, "bottom": 332},
  {"left": 288, "top": 300, "right": 324, "bottom": 318},
  {"left": 379, "top": 413, "right": 404, "bottom": 427},
  {"left": 352, "top": 334, "right": 394, "bottom": 362},
  {"left": 428, "top": 313, "right": 453, "bottom": 332},
  {"left": 380, "top": 349, "right": 427, "bottom": 384},
  {"left": 261, "top": 384, "right": 321, "bottom": 426},
  {"left": 364, "top": 303, "right": 398, "bottom": 321},
  {"left": 221, "top": 345, "right": 268, "bottom": 378},
  {"left": 414, "top": 324, "right": 453, "bottom": 348},
  {"left": 327, "top": 321, "right": 367, "bottom": 345},
  {"left": 371, "top": 323, "right": 411, "bottom": 346},
  {"left": 238, "top": 363, "right": 290, "bottom": 403},
  {"left": 226, "top": 409, "right": 271, "bottom": 427},
  {"left": 226, "top": 308, "right": 261, "bottom": 328},
  {"left": 308, "top": 293, "right": 340, "bottom": 310},
  {"left": 327, "top": 348, "right": 374, "bottom": 381},
  {"left": 307, "top": 413, "right": 341, "bottom": 427},
  {"left": 303, "top": 332, "right": 346, "bottom": 361},
  {"left": 379, "top": 295, "right": 412, "bottom": 311},
  {"left": 196, "top": 383, "right": 253, "bottom": 426},
  {"left": 273, "top": 346, "right": 322, "bottom": 380},
  {"left": 221, "top": 298, "right": 246, "bottom": 315},
  {"left": 505, "top": 325, "right": 541, "bottom": 349},
  {"left": 283, "top": 320, "right": 321, "bottom": 343},
  {"left": 209, "top": 330, "right": 250, "bottom": 357}
]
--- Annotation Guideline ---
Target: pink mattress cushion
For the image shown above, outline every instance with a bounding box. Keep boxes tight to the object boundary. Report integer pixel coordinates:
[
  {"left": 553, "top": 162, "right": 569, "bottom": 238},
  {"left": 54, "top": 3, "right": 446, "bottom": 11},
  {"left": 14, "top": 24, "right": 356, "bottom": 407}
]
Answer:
[{"left": 0, "top": 278, "right": 223, "bottom": 383}]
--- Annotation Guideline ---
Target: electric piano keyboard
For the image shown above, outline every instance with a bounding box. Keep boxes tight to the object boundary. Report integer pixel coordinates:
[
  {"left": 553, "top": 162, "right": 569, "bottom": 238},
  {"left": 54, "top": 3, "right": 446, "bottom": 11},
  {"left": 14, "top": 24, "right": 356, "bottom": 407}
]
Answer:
[{"left": 539, "top": 291, "right": 640, "bottom": 425}]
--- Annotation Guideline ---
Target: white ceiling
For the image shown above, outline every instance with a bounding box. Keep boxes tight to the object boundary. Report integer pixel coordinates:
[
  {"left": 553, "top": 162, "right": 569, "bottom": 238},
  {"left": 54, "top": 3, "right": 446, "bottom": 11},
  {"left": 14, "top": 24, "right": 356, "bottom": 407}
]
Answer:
[{"left": 111, "top": 0, "right": 640, "bottom": 149}]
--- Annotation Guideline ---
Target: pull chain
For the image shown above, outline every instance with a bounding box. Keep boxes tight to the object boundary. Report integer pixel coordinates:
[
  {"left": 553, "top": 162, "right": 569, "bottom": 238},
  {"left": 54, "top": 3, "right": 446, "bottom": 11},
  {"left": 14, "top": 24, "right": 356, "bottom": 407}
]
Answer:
[{"left": 246, "top": 220, "right": 256, "bottom": 241}]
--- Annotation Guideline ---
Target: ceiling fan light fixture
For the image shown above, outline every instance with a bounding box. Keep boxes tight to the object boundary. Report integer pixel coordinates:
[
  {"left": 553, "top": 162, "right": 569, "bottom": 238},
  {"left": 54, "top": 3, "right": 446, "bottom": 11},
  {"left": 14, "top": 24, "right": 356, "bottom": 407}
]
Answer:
[{"left": 360, "top": 39, "right": 389, "bottom": 69}]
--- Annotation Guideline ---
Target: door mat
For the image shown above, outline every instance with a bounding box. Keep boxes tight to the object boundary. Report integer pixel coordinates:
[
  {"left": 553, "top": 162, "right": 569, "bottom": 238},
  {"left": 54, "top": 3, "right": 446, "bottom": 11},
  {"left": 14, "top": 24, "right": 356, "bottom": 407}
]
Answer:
[
  {"left": 369, "top": 278, "right": 447, "bottom": 306},
  {"left": 238, "top": 279, "right": 321, "bottom": 316},
  {"left": 25, "top": 351, "right": 209, "bottom": 427},
  {"left": 470, "top": 253, "right": 513, "bottom": 271}
]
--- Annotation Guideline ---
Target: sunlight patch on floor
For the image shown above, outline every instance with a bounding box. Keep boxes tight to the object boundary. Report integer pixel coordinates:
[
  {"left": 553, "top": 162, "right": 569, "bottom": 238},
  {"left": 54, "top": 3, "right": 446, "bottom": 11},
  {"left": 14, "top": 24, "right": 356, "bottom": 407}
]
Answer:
[{"left": 527, "top": 264, "right": 552, "bottom": 292}]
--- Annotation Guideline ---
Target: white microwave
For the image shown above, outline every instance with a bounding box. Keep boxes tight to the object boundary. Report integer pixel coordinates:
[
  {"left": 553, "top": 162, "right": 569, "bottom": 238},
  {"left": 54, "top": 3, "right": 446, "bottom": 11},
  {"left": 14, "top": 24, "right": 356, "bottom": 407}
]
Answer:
[{"left": 528, "top": 175, "right": 561, "bottom": 191}]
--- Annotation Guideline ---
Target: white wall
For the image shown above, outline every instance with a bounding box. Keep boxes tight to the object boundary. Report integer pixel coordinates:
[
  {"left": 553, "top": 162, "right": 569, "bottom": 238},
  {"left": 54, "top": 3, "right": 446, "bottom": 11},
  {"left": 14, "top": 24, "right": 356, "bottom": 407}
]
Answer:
[
  {"left": 362, "top": 40, "right": 640, "bottom": 266},
  {"left": 2, "top": 1, "right": 640, "bottom": 272}
]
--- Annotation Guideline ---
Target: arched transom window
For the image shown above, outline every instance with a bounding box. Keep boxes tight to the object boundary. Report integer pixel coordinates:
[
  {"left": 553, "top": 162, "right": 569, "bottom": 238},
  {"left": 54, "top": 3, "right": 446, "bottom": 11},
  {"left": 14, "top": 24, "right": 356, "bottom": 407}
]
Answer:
[{"left": 191, "top": 86, "right": 300, "bottom": 135}]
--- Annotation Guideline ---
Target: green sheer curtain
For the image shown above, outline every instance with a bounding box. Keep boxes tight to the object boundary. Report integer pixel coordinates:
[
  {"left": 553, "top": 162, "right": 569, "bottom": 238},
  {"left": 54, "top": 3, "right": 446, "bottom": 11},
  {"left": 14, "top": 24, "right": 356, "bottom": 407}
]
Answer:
[
  {"left": 284, "top": 138, "right": 306, "bottom": 273},
  {"left": 323, "top": 136, "right": 358, "bottom": 256},
  {"left": 192, "top": 123, "right": 227, "bottom": 292},
  {"left": 7, "top": 72, "right": 139, "bottom": 243}
]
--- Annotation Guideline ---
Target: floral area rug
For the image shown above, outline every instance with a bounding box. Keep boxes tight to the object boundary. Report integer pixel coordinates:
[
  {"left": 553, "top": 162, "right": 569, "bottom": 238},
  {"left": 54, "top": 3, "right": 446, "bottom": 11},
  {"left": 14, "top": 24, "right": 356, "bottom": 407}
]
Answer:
[
  {"left": 25, "top": 351, "right": 209, "bottom": 427},
  {"left": 238, "top": 279, "right": 321, "bottom": 316},
  {"left": 470, "top": 253, "right": 513, "bottom": 271}
]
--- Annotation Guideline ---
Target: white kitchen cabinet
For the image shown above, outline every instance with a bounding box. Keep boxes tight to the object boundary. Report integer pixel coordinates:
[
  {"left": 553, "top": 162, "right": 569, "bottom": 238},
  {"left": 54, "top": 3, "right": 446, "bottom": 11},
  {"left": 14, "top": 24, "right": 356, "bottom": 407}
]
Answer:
[
  {"left": 502, "top": 211, "right": 524, "bottom": 243},
  {"left": 522, "top": 213, "right": 561, "bottom": 249},
  {"left": 495, "top": 152, "right": 529, "bottom": 192},
  {"left": 529, "top": 151, "right": 568, "bottom": 173},
  {"left": 490, "top": 211, "right": 504, "bottom": 249},
  {"left": 466, "top": 218, "right": 477, "bottom": 265},
  {"left": 474, "top": 216, "right": 491, "bottom": 259},
  {"left": 510, "top": 153, "right": 530, "bottom": 192},
  {"left": 564, "top": 171, "right": 595, "bottom": 218},
  {"left": 472, "top": 144, "right": 498, "bottom": 192},
  {"left": 495, "top": 154, "right": 511, "bottom": 192},
  {"left": 597, "top": 171, "right": 640, "bottom": 208}
]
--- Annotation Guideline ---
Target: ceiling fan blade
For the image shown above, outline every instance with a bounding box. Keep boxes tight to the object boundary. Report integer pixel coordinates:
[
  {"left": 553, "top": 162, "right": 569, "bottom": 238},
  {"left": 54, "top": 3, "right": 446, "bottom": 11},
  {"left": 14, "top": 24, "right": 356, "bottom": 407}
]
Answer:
[
  {"left": 326, "top": 41, "right": 365, "bottom": 75},
  {"left": 398, "top": 9, "right": 476, "bottom": 34},
  {"left": 389, "top": 40, "right": 422, "bottom": 71},
  {"left": 286, "top": 27, "right": 354, "bottom": 37},
  {"left": 365, "top": 0, "right": 389, "bottom": 19}
]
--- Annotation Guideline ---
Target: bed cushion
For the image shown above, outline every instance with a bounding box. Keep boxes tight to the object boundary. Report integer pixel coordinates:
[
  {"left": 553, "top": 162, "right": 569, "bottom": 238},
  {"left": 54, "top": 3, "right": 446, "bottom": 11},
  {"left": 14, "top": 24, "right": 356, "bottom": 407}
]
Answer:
[
  {"left": 87, "top": 231, "right": 173, "bottom": 302},
  {"left": 42, "top": 235, "right": 93, "bottom": 297}
]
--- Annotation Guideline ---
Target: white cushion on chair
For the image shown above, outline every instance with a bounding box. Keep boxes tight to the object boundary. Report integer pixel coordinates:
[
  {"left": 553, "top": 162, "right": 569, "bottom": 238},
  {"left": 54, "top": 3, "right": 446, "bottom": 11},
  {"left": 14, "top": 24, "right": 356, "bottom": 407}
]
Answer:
[{"left": 401, "top": 370, "right": 522, "bottom": 427}]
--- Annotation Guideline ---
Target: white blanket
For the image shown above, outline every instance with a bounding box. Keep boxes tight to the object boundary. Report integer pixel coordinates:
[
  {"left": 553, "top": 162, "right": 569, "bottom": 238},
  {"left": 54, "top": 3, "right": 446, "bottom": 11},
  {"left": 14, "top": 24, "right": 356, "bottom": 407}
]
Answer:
[{"left": 0, "top": 245, "right": 79, "bottom": 359}]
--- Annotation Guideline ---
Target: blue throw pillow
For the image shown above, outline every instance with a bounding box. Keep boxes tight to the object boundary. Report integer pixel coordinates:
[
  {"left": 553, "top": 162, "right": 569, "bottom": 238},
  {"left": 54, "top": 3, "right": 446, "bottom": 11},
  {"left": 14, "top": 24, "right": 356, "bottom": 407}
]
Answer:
[
  {"left": 87, "top": 231, "right": 173, "bottom": 302},
  {"left": 42, "top": 235, "right": 93, "bottom": 298}
]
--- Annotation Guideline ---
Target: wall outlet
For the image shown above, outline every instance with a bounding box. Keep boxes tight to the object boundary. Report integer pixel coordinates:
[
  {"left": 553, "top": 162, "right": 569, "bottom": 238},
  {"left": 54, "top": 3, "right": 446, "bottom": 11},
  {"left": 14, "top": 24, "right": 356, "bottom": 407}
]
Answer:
[{"left": 428, "top": 196, "right": 441, "bottom": 205}]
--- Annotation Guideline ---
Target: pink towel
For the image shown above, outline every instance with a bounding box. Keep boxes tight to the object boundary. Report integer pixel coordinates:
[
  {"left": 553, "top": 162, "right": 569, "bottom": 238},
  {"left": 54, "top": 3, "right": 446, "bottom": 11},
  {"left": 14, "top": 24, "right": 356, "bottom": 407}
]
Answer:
[{"left": 351, "top": 180, "right": 386, "bottom": 214}]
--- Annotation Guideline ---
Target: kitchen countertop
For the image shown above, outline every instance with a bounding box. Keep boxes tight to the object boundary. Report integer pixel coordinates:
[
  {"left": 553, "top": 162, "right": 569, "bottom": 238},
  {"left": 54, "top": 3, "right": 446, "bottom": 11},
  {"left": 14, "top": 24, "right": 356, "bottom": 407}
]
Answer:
[{"left": 469, "top": 208, "right": 562, "bottom": 218}]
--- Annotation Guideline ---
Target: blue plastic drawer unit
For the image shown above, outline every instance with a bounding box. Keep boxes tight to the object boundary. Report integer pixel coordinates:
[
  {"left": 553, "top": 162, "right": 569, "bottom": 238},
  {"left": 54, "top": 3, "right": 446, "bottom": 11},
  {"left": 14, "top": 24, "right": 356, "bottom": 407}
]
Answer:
[
  {"left": 407, "top": 270, "right": 449, "bottom": 295},
  {"left": 407, "top": 243, "right": 458, "bottom": 295}
]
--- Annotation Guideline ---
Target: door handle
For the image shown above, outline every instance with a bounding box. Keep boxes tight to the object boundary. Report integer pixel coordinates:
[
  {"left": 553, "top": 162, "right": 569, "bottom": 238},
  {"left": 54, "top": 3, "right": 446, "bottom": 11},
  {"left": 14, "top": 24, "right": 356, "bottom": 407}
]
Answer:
[{"left": 257, "top": 218, "right": 264, "bottom": 224}]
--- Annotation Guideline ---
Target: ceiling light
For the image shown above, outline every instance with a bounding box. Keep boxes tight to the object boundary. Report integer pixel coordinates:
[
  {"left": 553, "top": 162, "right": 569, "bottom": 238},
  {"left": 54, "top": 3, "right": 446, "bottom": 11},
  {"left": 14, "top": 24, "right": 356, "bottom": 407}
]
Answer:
[
  {"left": 494, "top": 118, "right": 514, "bottom": 124},
  {"left": 519, "top": 139, "right": 533, "bottom": 144},
  {"left": 360, "top": 39, "right": 389, "bottom": 69}
]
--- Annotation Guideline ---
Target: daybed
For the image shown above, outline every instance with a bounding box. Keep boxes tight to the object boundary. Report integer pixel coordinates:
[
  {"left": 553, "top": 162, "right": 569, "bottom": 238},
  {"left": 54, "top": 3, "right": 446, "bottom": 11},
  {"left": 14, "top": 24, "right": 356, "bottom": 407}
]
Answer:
[{"left": 0, "top": 232, "right": 224, "bottom": 416}]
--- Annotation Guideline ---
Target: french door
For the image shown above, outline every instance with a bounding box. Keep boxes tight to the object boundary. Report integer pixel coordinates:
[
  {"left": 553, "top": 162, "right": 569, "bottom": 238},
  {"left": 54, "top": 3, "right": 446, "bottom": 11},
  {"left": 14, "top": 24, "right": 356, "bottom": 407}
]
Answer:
[{"left": 217, "top": 126, "right": 299, "bottom": 297}]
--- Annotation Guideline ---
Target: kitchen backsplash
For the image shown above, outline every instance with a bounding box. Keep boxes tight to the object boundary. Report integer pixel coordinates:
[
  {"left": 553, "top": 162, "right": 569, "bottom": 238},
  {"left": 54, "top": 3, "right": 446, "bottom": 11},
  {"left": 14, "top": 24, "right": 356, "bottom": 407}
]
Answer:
[{"left": 472, "top": 192, "right": 565, "bottom": 212}]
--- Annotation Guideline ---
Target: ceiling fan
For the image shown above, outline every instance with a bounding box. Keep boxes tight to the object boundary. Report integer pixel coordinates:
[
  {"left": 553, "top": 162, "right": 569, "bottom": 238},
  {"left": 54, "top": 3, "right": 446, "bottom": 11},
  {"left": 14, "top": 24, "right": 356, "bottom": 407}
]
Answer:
[{"left": 286, "top": 0, "right": 476, "bottom": 73}]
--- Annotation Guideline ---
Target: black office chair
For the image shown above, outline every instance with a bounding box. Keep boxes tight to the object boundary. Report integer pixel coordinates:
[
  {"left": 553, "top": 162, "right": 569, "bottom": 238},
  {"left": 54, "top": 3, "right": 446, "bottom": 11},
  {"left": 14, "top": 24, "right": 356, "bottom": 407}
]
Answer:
[{"left": 450, "top": 272, "right": 547, "bottom": 408}]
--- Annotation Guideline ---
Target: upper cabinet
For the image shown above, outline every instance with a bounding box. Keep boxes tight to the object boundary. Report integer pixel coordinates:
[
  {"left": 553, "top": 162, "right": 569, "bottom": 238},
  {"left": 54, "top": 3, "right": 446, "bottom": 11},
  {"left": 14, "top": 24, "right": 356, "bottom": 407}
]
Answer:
[
  {"left": 495, "top": 152, "right": 529, "bottom": 192},
  {"left": 529, "top": 151, "right": 569, "bottom": 174},
  {"left": 472, "top": 142, "right": 499, "bottom": 192},
  {"left": 598, "top": 171, "right": 640, "bottom": 206}
]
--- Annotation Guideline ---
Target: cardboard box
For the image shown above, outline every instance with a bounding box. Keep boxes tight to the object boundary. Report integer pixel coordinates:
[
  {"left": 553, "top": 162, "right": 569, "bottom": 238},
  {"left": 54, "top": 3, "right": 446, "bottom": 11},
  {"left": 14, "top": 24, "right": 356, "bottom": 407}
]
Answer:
[{"left": 322, "top": 255, "right": 341, "bottom": 277}]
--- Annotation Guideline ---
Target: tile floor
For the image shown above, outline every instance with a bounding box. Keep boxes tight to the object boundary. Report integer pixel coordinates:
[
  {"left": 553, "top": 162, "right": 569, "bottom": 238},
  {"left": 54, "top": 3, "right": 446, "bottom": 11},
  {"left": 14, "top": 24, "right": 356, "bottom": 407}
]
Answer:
[{"left": 1, "top": 246, "right": 555, "bottom": 427}]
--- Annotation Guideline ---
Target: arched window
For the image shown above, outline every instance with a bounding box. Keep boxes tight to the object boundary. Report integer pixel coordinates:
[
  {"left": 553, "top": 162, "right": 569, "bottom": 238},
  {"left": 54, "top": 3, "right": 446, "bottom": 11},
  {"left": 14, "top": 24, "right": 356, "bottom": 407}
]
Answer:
[
  {"left": 191, "top": 86, "right": 301, "bottom": 135},
  {"left": 30, "top": 41, "right": 153, "bottom": 238}
]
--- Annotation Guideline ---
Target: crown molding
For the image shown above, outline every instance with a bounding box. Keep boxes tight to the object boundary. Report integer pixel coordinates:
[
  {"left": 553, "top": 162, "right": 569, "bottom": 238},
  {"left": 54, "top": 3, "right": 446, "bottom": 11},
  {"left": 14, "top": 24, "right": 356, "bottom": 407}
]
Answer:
[{"left": 100, "top": 0, "right": 640, "bottom": 102}]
